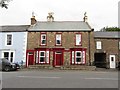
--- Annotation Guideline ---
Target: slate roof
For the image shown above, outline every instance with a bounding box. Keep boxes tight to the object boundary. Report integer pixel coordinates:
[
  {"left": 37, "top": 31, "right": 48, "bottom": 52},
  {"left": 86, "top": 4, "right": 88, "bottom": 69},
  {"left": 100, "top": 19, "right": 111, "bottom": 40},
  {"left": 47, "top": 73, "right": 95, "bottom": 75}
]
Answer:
[
  {"left": 28, "top": 21, "right": 92, "bottom": 31},
  {"left": 0, "top": 25, "right": 30, "bottom": 32},
  {"left": 94, "top": 31, "right": 120, "bottom": 39}
]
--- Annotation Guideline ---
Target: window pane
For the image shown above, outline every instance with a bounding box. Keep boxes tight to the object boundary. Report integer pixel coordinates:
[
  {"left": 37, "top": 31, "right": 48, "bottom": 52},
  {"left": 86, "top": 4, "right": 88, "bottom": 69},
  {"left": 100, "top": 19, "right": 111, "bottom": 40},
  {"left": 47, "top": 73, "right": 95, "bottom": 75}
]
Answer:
[
  {"left": 4, "top": 52, "right": 9, "bottom": 60},
  {"left": 75, "top": 51, "right": 82, "bottom": 64},
  {"left": 76, "top": 58, "right": 81, "bottom": 62},
  {"left": 7, "top": 35, "right": 12, "bottom": 45},
  {"left": 76, "top": 34, "right": 81, "bottom": 45},
  {"left": 42, "top": 40, "right": 46, "bottom": 44},
  {"left": 57, "top": 40, "right": 61, "bottom": 44},
  {"left": 28, "top": 52, "right": 33, "bottom": 55},
  {"left": 7, "top": 41, "right": 11, "bottom": 45},
  {"left": 40, "top": 57, "right": 45, "bottom": 62},
  {"left": 40, "top": 52, "right": 45, "bottom": 56},
  {"left": 96, "top": 41, "right": 102, "bottom": 49},
  {"left": 41, "top": 34, "right": 46, "bottom": 45},
  {"left": 42, "top": 36, "right": 46, "bottom": 39},
  {"left": 56, "top": 34, "right": 61, "bottom": 45},
  {"left": 10, "top": 52, "right": 13, "bottom": 62},
  {"left": 77, "top": 52, "right": 81, "bottom": 56}
]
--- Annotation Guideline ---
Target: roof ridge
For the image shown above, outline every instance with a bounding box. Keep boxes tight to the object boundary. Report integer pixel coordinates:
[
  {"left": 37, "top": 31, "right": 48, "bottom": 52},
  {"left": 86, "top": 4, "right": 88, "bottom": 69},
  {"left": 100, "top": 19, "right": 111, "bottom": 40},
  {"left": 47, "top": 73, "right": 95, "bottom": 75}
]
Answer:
[{"left": 37, "top": 21, "right": 84, "bottom": 23}]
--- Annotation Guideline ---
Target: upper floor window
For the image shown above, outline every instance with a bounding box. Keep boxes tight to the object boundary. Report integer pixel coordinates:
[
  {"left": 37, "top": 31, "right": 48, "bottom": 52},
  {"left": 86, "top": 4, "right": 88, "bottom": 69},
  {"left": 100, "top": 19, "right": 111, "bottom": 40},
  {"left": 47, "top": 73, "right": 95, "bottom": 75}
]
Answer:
[
  {"left": 96, "top": 41, "right": 102, "bottom": 49},
  {"left": 56, "top": 34, "right": 62, "bottom": 45},
  {"left": 40, "top": 33, "right": 47, "bottom": 45},
  {"left": 6, "top": 34, "right": 12, "bottom": 46},
  {"left": 75, "top": 33, "right": 82, "bottom": 46}
]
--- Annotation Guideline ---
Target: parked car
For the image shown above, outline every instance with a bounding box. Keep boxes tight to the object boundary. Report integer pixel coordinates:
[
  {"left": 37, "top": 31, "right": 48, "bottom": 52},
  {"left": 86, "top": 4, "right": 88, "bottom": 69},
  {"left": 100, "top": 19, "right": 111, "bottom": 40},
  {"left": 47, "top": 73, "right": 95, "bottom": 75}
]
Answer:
[
  {"left": 118, "top": 62, "right": 120, "bottom": 70},
  {"left": 0, "top": 58, "right": 20, "bottom": 71}
]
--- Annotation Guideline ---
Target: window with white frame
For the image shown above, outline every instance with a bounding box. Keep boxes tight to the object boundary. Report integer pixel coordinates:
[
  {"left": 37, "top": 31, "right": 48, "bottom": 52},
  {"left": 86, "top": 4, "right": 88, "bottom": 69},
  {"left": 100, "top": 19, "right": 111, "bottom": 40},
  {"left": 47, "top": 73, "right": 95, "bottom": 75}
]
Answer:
[
  {"left": 76, "top": 34, "right": 82, "bottom": 45},
  {"left": 6, "top": 34, "right": 12, "bottom": 46},
  {"left": 39, "top": 51, "right": 45, "bottom": 63},
  {"left": 75, "top": 51, "right": 82, "bottom": 64},
  {"left": 39, "top": 51, "right": 49, "bottom": 64},
  {"left": 72, "top": 51, "right": 86, "bottom": 64},
  {"left": 4, "top": 52, "right": 9, "bottom": 60},
  {"left": 96, "top": 41, "right": 102, "bottom": 49},
  {"left": 56, "top": 34, "right": 61, "bottom": 45},
  {"left": 2, "top": 51, "right": 14, "bottom": 63},
  {"left": 40, "top": 34, "right": 47, "bottom": 45}
]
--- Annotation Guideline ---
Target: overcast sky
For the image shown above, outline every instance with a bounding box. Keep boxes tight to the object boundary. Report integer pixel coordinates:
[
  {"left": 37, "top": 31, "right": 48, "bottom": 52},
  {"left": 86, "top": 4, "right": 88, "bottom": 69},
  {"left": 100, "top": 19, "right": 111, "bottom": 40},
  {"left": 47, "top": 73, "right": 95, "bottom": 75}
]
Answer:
[{"left": 0, "top": 0, "right": 119, "bottom": 31}]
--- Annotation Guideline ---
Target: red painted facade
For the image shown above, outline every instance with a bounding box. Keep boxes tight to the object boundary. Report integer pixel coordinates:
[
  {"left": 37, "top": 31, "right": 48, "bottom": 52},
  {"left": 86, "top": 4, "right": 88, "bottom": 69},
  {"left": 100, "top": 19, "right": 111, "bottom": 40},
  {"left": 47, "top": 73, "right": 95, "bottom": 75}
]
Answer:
[{"left": 26, "top": 47, "right": 87, "bottom": 67}]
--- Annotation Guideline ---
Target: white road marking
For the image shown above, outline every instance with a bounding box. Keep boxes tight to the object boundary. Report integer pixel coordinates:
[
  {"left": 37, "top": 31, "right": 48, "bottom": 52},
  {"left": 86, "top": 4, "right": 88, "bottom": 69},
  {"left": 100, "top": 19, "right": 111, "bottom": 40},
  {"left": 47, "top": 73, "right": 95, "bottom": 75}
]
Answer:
[
  {"left": 85, "top": 78, "right": 118, "bottom": 80},
  {"left": 17, "top": 76, "right": 61, "bottom": 79}
]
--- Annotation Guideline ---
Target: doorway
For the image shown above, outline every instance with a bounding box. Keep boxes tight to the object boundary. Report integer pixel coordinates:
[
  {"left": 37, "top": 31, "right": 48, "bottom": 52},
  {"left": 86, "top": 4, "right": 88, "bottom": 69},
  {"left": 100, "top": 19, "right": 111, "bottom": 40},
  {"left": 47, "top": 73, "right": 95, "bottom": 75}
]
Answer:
[
  {"left": 109, "top": 55, "right": 116, "bottom": 68},
  {"left": 26, "top": 51, "right": 34, "bottom": 67},
  {"left": 54, "top": 51, "right": 63, "bottom": 67},
  {"left": 94, "top": 53, "right": 106, "bottom": 68}
]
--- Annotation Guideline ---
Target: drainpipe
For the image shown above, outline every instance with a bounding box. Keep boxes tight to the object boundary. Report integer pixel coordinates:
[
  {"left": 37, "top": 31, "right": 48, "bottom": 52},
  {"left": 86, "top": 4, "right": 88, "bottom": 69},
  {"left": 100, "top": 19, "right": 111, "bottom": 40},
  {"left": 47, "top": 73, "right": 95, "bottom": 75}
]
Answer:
[
  {"left": 88, "top": 31, "right": 91, "bottom": 66},
  {"left": 116, "top": 31, "right": 119, "bottom": 68}
]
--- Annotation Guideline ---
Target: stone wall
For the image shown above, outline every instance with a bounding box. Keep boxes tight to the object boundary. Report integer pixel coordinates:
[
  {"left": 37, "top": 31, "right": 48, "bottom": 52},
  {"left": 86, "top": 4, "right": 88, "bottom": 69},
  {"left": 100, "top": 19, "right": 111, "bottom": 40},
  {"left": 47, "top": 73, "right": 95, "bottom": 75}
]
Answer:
[
  {"left": 27, "top": 31, "right": 95, "bottom": 66},
  {"left": 94, "top": 38, "right": 119, "bottom": 67}
]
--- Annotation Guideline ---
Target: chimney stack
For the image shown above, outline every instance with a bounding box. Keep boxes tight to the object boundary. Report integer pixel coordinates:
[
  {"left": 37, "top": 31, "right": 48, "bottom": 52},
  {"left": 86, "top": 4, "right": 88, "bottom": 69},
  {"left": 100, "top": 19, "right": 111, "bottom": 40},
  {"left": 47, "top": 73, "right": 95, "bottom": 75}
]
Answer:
[
  {"left": 47, "top": 12, "right": 54, "bottom": 22},
  {"left": 31, "top": 12, "right": 37, "bottom": 25},
  {"left": 83, "top": 12, "right": 88, "bottom": 22}
]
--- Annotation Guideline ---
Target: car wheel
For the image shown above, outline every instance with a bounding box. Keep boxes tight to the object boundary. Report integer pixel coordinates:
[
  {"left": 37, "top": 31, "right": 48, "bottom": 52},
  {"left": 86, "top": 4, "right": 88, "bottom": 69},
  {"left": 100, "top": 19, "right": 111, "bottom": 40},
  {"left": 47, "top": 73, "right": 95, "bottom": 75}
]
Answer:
[{"left": 4, "top": 66, "right": 10, "bottom": 72}]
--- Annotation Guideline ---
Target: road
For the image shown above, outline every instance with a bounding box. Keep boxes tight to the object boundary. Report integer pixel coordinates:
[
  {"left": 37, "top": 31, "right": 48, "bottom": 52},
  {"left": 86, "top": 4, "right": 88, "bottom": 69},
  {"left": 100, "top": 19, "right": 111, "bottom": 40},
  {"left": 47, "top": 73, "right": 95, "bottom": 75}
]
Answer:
[{"left": 0, "top": 70, "right": 119, "bottom": 88}]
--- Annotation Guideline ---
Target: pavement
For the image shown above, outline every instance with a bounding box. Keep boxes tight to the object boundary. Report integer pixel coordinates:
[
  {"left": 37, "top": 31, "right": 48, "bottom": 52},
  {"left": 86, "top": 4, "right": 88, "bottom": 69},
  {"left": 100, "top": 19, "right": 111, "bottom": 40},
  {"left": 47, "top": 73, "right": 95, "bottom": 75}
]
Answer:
[
  {"left": 95, "top": 68, "right": 119, "bottom": 72},
  {"left": 19, "top": 67, "right": 119, "bottom": 72}
]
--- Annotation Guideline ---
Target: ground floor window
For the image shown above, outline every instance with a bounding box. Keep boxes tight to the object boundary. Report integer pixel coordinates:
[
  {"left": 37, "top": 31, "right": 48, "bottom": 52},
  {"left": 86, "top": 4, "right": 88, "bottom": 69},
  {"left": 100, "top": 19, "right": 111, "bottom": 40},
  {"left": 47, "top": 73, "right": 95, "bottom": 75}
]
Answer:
[
  {"left": 71, "top": 50, "right": 86, "bottom": 65},
  {"left": 2, "top": 51, "right": 15, "bottom": 63},
  {"left": 36, "top": 50, "right": 50, "bottom": 64}
]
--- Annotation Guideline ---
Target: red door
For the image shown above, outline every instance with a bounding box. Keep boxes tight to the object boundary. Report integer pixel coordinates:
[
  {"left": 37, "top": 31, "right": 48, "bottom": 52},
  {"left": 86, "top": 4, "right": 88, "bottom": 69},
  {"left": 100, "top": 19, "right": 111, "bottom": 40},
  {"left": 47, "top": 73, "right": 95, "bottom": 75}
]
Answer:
[
  {"left": 28, "top": 54, "right": 34, "bottom": 65},
  {"left": 55, "top": 52, "right": 63, "bottom": 66},
  {"left": 26, "top": 51, "right": 34, "bottom": 67}
]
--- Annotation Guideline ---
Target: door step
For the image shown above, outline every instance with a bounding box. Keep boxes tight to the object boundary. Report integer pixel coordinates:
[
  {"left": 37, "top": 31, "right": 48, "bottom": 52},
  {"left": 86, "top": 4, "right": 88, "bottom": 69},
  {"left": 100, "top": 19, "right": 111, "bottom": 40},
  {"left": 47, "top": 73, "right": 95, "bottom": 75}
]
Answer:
[
  {"left": 60, "top": 65, "right": 96, "bottom": 71},
  {"left": 28, "top": 65, "right": 53, "bottom": 70}
]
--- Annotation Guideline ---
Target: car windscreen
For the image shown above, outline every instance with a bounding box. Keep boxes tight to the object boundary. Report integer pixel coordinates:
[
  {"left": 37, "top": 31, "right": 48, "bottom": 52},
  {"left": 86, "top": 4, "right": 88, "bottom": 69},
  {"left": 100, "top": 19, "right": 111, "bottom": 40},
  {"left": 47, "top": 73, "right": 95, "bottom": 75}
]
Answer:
[{"left": 1, "top": 59, "right": 10, "bottom": 63}]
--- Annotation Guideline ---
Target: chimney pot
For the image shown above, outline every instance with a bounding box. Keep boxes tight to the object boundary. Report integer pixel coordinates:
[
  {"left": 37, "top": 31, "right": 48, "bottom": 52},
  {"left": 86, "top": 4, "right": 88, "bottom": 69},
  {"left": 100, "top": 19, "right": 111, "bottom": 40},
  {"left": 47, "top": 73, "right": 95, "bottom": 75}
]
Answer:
[{"left": 31, "top": 12, "right": 37, "bottom": 25}]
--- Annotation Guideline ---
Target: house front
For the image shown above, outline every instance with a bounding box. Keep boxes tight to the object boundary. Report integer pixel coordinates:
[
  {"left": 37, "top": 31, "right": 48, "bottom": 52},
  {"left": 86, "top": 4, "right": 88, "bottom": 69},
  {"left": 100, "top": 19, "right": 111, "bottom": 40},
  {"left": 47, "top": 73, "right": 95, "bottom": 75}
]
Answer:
[
  {"left": 0, "top": 25, "right": 29, "bottom": 65},
  {"left": 94, "top": 31, "right": 120, "bottom": 69},
  {"left": 26, "top": 14, "right": 95, "bottom": 69}
]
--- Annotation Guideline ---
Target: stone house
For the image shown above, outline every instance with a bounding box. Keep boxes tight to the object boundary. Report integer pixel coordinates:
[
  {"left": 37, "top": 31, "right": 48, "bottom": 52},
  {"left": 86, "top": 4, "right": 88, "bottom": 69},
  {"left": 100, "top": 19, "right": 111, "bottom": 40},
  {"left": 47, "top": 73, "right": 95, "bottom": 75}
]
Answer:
[
  {"left": 26, "top": 13, "right": 95, "bottom": 69},
  {"left": 94, "top": 31, "right": 120, "bottom": 69}
]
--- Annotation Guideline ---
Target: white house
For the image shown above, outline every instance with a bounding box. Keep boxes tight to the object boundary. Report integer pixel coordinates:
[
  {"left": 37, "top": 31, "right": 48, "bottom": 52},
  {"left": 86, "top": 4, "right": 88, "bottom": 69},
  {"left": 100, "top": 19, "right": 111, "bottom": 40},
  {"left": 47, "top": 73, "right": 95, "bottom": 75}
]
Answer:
[{"left": 0, "top": 25, "right": 29, "bottom": 65}]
